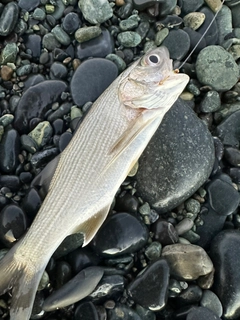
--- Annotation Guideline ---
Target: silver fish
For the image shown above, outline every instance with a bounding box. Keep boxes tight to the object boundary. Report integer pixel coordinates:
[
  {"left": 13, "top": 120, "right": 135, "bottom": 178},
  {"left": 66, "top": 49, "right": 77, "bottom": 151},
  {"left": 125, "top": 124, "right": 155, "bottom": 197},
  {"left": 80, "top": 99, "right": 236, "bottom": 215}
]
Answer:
[{"left": 0, "top": 46, "right": 189, "bottom": 319}]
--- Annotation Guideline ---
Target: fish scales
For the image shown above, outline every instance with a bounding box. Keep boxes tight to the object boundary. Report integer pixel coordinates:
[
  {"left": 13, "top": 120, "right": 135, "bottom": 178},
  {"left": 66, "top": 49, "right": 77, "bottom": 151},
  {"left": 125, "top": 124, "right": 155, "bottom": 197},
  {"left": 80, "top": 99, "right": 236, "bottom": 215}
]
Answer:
[{"left": 0, "top": 47, "right": 189, "bottom": 320}]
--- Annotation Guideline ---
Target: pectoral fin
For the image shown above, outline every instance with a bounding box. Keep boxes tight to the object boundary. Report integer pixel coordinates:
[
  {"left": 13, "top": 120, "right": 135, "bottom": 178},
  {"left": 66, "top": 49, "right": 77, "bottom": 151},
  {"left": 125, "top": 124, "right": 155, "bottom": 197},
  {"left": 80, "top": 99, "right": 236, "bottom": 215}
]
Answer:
[{"left": 75, "top": 203, "right": 112, "bottom": 247}]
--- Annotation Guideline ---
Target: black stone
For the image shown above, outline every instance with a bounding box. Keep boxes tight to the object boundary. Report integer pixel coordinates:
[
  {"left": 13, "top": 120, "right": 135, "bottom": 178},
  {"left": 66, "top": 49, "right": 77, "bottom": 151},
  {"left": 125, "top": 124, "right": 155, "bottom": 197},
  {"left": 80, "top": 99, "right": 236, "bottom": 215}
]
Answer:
[
  {"left": 18, "top": 0, "right": 40, "bottom": 11},
  {"left": 62, "top": 12, "right": 81, "bottom": 35},
  {"left": 174, "top": 285, "right": 202, "bottom": 307},
  {"left": 127, "top": 259, "right": 169, "bottom": 311},
  {"left": 0, "top": 175, "right": 20, "bottom": 192},
  {"left": 14, "top": 80, "right": 67, "bottom": 134},
  {"left": 215, "top": 110, "right": 240, "bottom": 148},
  {"left": 210, "top": 230, "right": 240, "bottom": 319},
  {"left": 135, "top": 100, "right": 215, "bottom": 213},
  {"left": 71, "top": 58, "right": 118, "bottom": 106},
  {"left": 183, "top": 27, "right": 206, "bottom": 54},
  {"left": 23, "top": 34, "right": 42, "bottom": 58},
  {"left": 59, "top": 132, "right": 72, "bottom": 152},
  {"left": 0, "top": 2, "right": 19, "bottom": 36},
  {"left": 152, "top": 220, "right": 178, "bottom": 245},
  {"left": 67, "top": 248, "right": 101, "bottom": 274},
  {"left": 23, "top": 74, "right": 45, "bottom": 92},
  {"left": 47, "top": 102, "right": 72, "bottom": 123},
  {"left": 206, "top": 177, "right": 239, "bottom": 216},
  {"left": 0, "top": 129, "right": 20, "bottom": 174},
  {"left": 91, "top": 212, "right": 149, "bottom": 257},
  {"left": 0, "top": 204, "right": 27, "bottom": 246},
  {"left": 162, "top": 29, "right": 190, "bottom": 60},
  {"left": 115, "top": 192, "right": 139, "bottom": 214},
  {"left": 49, "top": 62, "right": 68, "bottom": 80},
  {"left": 180, "top": 0, "right": 204, "bottom": 14},
  {"left": 30, "top": 147, "right": 59, "bottom": 169},
  {"left": 187, "top": 306, "right": 221, "bottom": 320},
  {"left": 198, "top": 7, "right": 219, "bottom": 45},
  {"left": 224, "top": 146, "right": 240, "bottom": 167},
  {"left": 108, "top": 303, "right": 142, "bottom": 320},
  {"left": 21, "top": 187, "right": 42, "bottom": 220},
  {"left": 74, "top": 302, "right": 99, "bottom": 320},
  {"left": 88, "top": 275, "right": 125, "bottom": 303},
  {"left": 75, "top": 28, "right": 114, "bottom": 60},
  {"left": 55, "top": 261, "right": 72, "bottom": 289}
]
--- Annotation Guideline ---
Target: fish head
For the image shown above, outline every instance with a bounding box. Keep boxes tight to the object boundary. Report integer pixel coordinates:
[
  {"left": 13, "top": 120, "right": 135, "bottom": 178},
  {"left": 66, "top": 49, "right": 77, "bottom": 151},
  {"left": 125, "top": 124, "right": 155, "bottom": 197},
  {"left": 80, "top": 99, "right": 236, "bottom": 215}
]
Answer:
[{"left": 118, "top": 46, "right": 189, "bottom": 112}]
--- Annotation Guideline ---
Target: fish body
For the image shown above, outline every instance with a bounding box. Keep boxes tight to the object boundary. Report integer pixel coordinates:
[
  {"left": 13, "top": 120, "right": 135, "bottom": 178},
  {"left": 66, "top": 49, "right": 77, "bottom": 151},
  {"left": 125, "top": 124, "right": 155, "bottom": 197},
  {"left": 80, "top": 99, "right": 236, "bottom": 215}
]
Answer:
[{"left": 0, "top": 47, "right": 189, "bottom": 319}]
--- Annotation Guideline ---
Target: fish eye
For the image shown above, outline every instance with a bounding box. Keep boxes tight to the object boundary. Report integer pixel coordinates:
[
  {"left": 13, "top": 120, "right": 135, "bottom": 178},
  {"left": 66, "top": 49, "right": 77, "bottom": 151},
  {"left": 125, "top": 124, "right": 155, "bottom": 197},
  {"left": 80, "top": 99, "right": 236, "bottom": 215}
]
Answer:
[{"left": 148, "top": 54, "right": 160, "bottom": 64}]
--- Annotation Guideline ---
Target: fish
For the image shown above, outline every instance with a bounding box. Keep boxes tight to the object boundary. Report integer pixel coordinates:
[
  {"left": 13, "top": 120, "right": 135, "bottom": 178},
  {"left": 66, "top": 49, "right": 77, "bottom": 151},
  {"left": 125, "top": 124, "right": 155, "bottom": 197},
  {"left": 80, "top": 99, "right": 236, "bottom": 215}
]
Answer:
[{"left": 0, "top": 46, "right": 189, "bottom": 319}]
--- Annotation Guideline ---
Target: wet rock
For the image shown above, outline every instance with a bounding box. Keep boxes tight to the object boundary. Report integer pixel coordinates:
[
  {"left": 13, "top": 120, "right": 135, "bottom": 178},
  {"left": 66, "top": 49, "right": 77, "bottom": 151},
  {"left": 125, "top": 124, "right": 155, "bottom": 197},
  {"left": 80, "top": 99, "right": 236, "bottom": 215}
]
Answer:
[
  {"left": 117, "top": 31, "right": 142, "bottom": 47},
  {"left": 175, "top": 284, "right": 202, "bottom": 306},
  {"left": 196, "top": 45, "right": 239, "bottom": 91},
  {"left": 186, "top": 306, "right": 221, "bottom": 320},
  {"left": 43, "top": 266, "right": 104, "bottom": 311},
  {"left": 75, "top": 28, "right": 114, "bottom": 60},
  {"left": 115, "top": 193, "right": 139, "bottom": 214},
  {"left": 198, "top": 7, "right": 219, "bottom": 45},
  {"left": 18, "top": 0, "right": 40, "bottom": 11},
  {"left": 21, "top": 187, "right": 42, "bottom": 220},
  {"left": 210, "top": 230, "right": 240, "bottom": 319},
  {"left": 88, "top": 274, "right": 125, "bottom": 303},
  {"left": 49, "top": 62, "right": 68, "bottom": 80},
  {"left": 127, "top": 259, "right": 169, "bottom": 311},
  {"left": 74, "top": 301, "right": 99, "bottom": 320},
  {"left": 14, "top": 80, "right": 67, "bottom": 134},
  {"left": 91, "top": 212, "right": 149, "bottom": 257},
  {"left": 151, "top": 220, "right": 178, "bottom": 245},
  {"left": 67, "top": 248, "right": 101, "bottom": 274},
  {"left": 162, "top": 243, "right": 213, "bottom": 280},
  {"left": 0, "top": 205, "right": 27, "bottom": 246},
  {"left": 200, "top": 91, "right": 221, "bottom": 113},
  {"left": 70, "top": 58, "right": 118, "bottom": 106},
  {"left": 23, "top": 34, "right": 42, "bottom": 59},
  {"left": 78, "top": 0, "right": 113, "bottom": 24},
  {"left": 215, "top": 110, "right": 240, "bottom": 148},
  {"left": 200, "top": 290, "right": 223, "bottom": 317},
  {"left": 28, "top": 121, "right": 53, "bottom": 149},
  {"left": 0, "top": 129, "right": 20, "bottom": 174},
  {"left": 224, "top": 146, "right": 240, "bottom": 167},
  {"left": 62, "top": 12, "right": 81, "bottom": 35},
  {"left": 0, "top": 175, "right": 20, "bottom": 192},
  {"left": 108, "top": 303, "right": 142, "bottom": 320},
  {"left": 135, "top": 100, "right": 214, "bottom": 213},
  {"left": 0, "top": 2, "right": 19, "bottom": 36}
]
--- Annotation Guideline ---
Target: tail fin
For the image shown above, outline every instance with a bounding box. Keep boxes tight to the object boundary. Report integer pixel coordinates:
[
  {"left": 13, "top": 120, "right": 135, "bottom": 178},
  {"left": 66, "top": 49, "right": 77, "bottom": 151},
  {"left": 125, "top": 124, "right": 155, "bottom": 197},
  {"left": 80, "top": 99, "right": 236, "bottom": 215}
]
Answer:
[{"left": 0, "top": 245, "right": 45, "bottom": 320}]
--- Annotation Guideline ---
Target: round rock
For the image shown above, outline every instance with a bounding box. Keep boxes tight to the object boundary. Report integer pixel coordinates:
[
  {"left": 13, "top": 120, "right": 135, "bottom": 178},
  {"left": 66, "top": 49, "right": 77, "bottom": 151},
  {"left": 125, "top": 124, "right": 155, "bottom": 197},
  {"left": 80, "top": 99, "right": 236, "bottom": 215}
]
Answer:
[
  {"left": 90, "top": 212, "right": 149, "bottom": 257},
  {"left": 187, "top": 306, "right": 221, "bottom": 320},
  {"left": 135, "top": 99, "right": 215, "bottom": 213},
  {"left": 196, "top": 45, "right": 239, "bottom": 91},
  {"left": 78, "top": 0, "right": 113, "bottom": 24},
  {"left": 0, "top": 129, "right": 20, "bottom": 174},
  {"left": 162, "top": 29, "right": 190, "bottom": 60},
  {"left": 70, "top": 58, "right": 118, "bottom": 106},
  {"left": 210, "top": 230, "right": 240, "bottom": 319},
  {"left": 0, "top": 2, "right": 19, "bottom": 36}
]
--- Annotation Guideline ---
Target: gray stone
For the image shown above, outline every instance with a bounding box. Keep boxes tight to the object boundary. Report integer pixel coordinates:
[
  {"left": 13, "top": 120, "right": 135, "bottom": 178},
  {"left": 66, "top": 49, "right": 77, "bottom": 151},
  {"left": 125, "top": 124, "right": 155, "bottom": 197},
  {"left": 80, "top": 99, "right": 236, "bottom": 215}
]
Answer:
[
  {"left": 106, "top": 54, "right": 126, "bottom": 73},
  {"left": 16, "top": 64, "right": 32, "bottom": 77},
  {"left": 196, "top": 45, "right": 239, "bottom": 91},
  {"left": 78, "top": 0, "right": 113, "bottom": 24},
  {"left": 200, "top": 91, "right": 221, "bottom": 113},
  {"left": 0, "top": 2, "right": 19, "bottom": 36},
  {"left": 117, "top": 31, "right": 142, "bottom": 47},
  {"left": 216, "top": 5, "right": 233, "bottom": 45},
  {"left": 32, "top": 8, "right": 46, "bottom": 21},
  {"left": 75, "top": 26, "right": 102, "bottom": 43},
  {"left": 162, "top": 243, "right": 213, "bottom": 280},
  {"left": 119, "top": 14, "right": 139, "bottom": 31},
  {"left": 0, "top": 43, "right": 18, "bottom": 64},
  {"left": 52, "top": 25, "right": 71, "bottom": 46},
  {"left": 135, "top": 100, "right": 215, "bottom": 213},
  {"left": 200, "top": 290, "right": 223, "bottom": 317},
  {"left": 42, "top": 33, "right": 61, "bottom": 51}
]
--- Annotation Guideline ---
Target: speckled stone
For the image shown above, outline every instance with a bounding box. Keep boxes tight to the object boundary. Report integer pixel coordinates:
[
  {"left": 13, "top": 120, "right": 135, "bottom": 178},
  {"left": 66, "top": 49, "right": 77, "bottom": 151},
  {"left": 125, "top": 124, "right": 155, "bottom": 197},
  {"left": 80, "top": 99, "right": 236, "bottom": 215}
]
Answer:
[
  {"left": 28, "top": 121, "right": 53, "bottom": 149},
  {"left": 196, "top": 45, "right": 239, "bottom": 91},
  {"left": 0, "top": 43, "right": 18, "bottom": 64},
  {"left": 75, "top": 26, "right": 102, "bottom": 43},
  {"left": 78, "top": 0, "right": 113, "bottom": 24},
  {"left": 117, "top": 31, "right": 142, "bottom": 47},
  {"left": 135, "top": 100, "right": 214, "bottom": 213}
]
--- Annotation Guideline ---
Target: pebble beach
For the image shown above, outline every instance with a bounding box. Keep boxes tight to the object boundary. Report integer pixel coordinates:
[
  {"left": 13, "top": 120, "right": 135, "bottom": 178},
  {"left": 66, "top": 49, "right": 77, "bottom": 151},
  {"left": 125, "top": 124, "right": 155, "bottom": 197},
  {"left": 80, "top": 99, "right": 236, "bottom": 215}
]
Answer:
[{"left": 0, "top": 0, "right": 240, "bottom": 319}]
